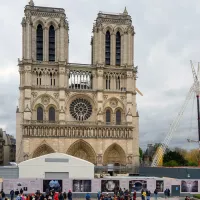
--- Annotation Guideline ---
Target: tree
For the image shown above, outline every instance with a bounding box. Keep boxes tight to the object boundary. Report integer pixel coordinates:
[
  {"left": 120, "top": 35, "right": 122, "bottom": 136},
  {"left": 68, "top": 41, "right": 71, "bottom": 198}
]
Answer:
[
  {"left": 163, "top": 150, "right": 188, "bottom": 166},
  {"left": 139, "top": 147, "right": 143, "bottom": 162},
  {"left": 184, "top": 149, "right": 200, "bottom": 166},
  {"left": 164, "top": 160, "right": 179, "bottom": 167}
]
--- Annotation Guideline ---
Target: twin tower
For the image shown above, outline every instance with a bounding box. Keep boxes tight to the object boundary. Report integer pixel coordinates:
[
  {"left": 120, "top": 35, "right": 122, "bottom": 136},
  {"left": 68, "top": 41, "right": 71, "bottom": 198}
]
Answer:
[{"left": 16, "top": 0, "right": 139, "bottom": 169}]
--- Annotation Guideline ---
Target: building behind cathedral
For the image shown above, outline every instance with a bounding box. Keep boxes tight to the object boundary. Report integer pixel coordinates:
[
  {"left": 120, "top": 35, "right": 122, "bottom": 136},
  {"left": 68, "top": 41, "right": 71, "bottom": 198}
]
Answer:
[{"left": 16, "top": 0, "right": 140, "bottom": 168}]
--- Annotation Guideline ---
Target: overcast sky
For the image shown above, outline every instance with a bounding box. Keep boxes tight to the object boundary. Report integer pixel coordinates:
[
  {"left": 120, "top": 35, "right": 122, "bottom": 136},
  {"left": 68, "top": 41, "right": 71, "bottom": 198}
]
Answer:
[{"left": 0, "top": 0, "right": 200, "bottom": 151}]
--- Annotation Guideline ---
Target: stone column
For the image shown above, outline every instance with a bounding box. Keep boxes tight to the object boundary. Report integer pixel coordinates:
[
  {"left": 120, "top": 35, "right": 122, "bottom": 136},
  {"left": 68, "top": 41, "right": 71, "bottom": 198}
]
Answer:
[
  {"left": 44, "top": 27, "right": 48, "bottom": 61},
  {"left": 111, "top": 33, "right": 116, "bottom": 65},
  {"left": 123, "top": 33, "right": 128, "bottom": 65},
  {"left": 60, "top": 18, "right": 65, "bottom": 61}
]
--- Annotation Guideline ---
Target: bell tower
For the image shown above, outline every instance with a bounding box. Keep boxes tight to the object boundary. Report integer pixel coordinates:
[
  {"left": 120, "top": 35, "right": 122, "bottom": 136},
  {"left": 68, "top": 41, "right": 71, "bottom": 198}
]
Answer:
[{"left": 91, "top": 7, "right": 134, "bottom": 67}]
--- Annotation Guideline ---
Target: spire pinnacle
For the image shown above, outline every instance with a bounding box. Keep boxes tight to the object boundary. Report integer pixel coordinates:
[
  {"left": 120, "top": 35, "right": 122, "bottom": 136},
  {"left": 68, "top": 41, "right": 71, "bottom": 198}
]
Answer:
[
  {"left": 29, "top": 0, "right": 34, "bottom": 6},
  {"left": 123, "top": 7, "right": 128, "bottom": 15}
]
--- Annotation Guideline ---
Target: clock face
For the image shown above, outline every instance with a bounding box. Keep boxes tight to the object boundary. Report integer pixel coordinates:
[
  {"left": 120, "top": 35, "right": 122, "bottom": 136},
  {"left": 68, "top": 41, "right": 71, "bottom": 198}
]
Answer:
[{"left": 70, "top": 98, "right": 92, "bottom": 121}]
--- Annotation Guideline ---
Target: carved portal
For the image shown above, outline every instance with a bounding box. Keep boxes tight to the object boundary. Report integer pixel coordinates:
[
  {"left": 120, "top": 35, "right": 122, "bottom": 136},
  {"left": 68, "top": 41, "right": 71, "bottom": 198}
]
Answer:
[
  {"left": 67, "top": 140, "right": 96, "bottom": 164},
  {"left": 103, "top": 143, "right": 126, "bottom": 165},
  {"left": 32, "top": 144, "right": 55, "bottom": 158}
]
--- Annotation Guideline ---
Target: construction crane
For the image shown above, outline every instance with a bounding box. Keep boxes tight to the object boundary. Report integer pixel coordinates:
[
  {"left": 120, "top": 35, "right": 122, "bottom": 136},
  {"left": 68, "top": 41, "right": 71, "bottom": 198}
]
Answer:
[{"left": 151, "top": 61, "right": 200, "bottom": 167}]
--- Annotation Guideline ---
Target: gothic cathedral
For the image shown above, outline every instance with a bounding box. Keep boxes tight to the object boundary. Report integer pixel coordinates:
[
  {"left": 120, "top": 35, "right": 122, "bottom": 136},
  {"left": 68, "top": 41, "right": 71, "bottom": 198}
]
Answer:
[{"left": 16, "top": 1, "right": 139, "bottom": 168}]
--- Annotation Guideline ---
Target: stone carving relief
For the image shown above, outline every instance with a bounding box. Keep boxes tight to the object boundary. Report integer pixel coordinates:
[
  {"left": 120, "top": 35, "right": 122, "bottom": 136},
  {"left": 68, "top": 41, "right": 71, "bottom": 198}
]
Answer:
[
  {"left": 103, "top": 95, "right": 108, "bottom": 100},
  {"left": 120, "top": 96, "right": 126, "bottom": 102},
  {"left": 127, "top": 155, "right": 133, "bottom": 164},
  {"left": 41, "top": 95, "right": 50, "bottom": 105},
  {"left": 110, "top": 99, "right": 118, "bottom": 108},
  {"left": 31, "top": 92, "right": 38, "bottom": 98},
  {"left": 97, "top": 154, "right": 103, "bottom": 164},
  {"left": 53, "top": 93, "right": 59, "bottom": 99}
]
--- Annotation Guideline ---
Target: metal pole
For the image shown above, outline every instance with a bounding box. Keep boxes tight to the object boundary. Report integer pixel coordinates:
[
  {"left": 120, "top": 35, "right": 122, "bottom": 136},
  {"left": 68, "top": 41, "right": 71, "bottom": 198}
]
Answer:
[{"left": 197, "top": 95, "right": 200, "bottom": 142}]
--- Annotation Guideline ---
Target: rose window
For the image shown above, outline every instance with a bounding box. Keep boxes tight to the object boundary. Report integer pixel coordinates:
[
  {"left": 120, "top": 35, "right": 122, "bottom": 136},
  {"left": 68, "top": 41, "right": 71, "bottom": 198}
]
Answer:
[{"left": 70, "top": 98, "right": 92, "bottom": 121}]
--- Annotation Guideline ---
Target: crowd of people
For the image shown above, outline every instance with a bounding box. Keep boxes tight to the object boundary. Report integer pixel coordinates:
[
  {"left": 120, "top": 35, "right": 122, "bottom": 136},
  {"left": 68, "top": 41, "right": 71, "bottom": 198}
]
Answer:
[{"left": 0, "top": 187, "right": 191, "bottom": 200}]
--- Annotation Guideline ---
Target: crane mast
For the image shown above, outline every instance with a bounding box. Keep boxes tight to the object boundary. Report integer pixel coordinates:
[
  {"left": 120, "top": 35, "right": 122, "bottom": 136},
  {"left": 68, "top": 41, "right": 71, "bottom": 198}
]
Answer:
[{"left": 151, "top": 61, "right": 200, "bottom": 167}]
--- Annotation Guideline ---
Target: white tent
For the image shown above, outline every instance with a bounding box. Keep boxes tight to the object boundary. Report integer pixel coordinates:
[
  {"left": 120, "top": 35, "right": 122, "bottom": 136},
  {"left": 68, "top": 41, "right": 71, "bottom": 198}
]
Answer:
[{"left": 18, "top": 153, "right": 94, "bottom": 179}]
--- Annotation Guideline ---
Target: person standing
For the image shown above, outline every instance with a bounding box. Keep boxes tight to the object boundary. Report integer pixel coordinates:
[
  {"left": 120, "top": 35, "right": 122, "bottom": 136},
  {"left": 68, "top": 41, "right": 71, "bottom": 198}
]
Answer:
[
  {"left": 153, "top": 189, "right": 158, "bottom": 200},
  {"left": 146, "top": 190, "right": 151, "bottom": 200},
  {"left": 67, "top": 190, "right": 72, "bottom": 200},
  {"left": 85, "top": 193, "right": 91, "bottom": 200},
  {"left": 10, "top": 189, "right": 14, "bottom": 200},
  {"left": 133, "top": 191, "right": 136, "bottom": 200}
]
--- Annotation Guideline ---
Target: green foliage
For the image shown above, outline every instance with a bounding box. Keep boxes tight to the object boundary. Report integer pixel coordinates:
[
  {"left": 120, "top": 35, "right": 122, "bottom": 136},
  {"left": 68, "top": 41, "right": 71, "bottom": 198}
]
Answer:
[
  {"left": 163, "top": 160, "right": 179, "bottom": 167},
  {"left": 187, "top": 161, "right": 198, "bottom": 166},
  {"left": 193, "top": 194, "right": 200, "bottom": 199},
  {"left": 139, "top": 147, "right": 143, "bottom": 159},
  {"left": 163, "top": 150, "right": 188, "bottom": 166}
]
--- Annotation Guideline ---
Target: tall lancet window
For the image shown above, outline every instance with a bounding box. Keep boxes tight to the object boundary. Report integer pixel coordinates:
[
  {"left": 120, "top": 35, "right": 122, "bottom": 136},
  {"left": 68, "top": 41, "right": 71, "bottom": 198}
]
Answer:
[
  {"left": 37, "top": 107, "right": 43, "bottom": 121},
  {"left": 36, "top": 24, "right": 43, "bottom": 61},
  {"left": 116, "top": 31, "right": 121, "bottom": 66},
  {"left": 49, "top": 25, "right": 55, "bottom": 62},
  {"left": 105, "top": 31, "right": 111, "bottom": 65}
]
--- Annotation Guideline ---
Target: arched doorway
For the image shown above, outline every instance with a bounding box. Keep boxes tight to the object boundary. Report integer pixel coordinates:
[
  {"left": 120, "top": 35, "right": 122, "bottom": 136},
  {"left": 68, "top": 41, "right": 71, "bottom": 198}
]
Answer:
[
  {"left": 103, "top": 143, "right": 126, "bottom": 165},
  {"left": 32, "top": 144, "right": 55, "bottom": 158},
  {"left": 67, "top": 140, "right": 96, "bottom": 164}
]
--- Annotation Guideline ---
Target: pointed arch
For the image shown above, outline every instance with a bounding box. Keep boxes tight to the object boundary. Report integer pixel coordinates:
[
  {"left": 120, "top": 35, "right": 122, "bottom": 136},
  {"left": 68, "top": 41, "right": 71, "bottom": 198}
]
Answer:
[
  {"left": 49, "top": 25, "right": 55, "bottom": 61},
  {"left": 37, "top": 106, "right": 43, "bottom": 121},
  {"left": 46, "top": 18, "right": 59, "bottom": 30},
  {"left": 36, "top": 24, "right": 43, "bottom": 61},
  {"left": 33, "top": 17, "right": 46, "bottom": 29},
  {"left": 49, "top": 106, "right": 55, "bottom": 122},
  {"left": 103, "top": 143, "right": 126, "bottom": 165},
  {"left": 105, "top": 30, "right": 111, "bottom": 65},
  {"left": 32, "top": 144, "right": 55, "bottom": 158},
  {"left": 67, "top": 139, "right": 96, "bottom": 164},
  {"left": 116, "top": 109, "right": 122, "bottom": 125}
]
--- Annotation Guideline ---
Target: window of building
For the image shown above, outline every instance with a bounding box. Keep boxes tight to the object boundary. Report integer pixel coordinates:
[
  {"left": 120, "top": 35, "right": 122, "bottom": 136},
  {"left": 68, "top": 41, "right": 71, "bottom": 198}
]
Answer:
[
  {"left": 106, "top": 76, "right": 111, "bottom": 90},
  {"left": 49, "top": 25, "right": 55, "bottom": 62},
  {"left": 37, "top": 72, "right": 42, "bottom": 86},
  {"left": 37, "top": 107, "right": 43, "bottom": 121},
  {"left": 49, "top": 107, "right": 55, "bottom": 122},
  {"left": 116, "top": 76, "right": 120, "bottom": 90},
  {"left": 36, "top": 24, "right": 43, "bottom": 61},
  {"left": 105, "top": 31, "right": 111, "bottom": 65},
  {"left": 116, "top": 31, "right": 121, "bottom": 66},
  {"left": 106, "top": 109, "right": 111, "bottom": 124},
  {"left": 116, "top": 110, "right": 121, "bottom": 125}
]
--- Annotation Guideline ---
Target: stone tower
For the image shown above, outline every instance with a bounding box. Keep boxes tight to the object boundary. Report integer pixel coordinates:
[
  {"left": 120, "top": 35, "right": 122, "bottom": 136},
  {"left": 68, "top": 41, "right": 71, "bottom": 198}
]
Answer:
[{"left": 16, "top": 2, "right": 139, "bottom": 168}]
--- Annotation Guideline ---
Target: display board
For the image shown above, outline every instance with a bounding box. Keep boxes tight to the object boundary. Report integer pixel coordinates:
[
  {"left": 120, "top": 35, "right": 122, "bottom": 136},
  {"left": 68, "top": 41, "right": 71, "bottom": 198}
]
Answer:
[{"left": 2, "top": 178, "right": 199, "bottom": 194}]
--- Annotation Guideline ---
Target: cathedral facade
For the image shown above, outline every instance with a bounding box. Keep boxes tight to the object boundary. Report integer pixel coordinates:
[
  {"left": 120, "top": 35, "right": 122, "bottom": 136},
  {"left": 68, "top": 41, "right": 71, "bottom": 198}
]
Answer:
[{"left": 16, "top": 1, "right": 139, "bottom": 167}]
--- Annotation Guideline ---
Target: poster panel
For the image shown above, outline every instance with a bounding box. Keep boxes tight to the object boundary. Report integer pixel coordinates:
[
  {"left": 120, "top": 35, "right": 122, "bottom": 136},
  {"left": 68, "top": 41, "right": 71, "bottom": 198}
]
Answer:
[
  {"left": 73, "top": 180, "right": 91, "bottom": 192},
  {"left": 92, "top": 179, "right": 101, "bottom": 193},
  {"left": 156, "top": 180, "right": 164, "bottom": 192},
  {"left": 181, "top": 180, "right": 198, "bottom": 193},
  {"left": 101, "top": 180, "right": 119, "bottom": 193},
  {"left": 43, "top": 180, "right": 62, "bottom": 192},
  {"left": 146, "top": 179, "right": 155, "bottom": 193},
  {"left": 3, "top": 179, "right": 41, "bottom": 194},
  {"left": 129, "top": 180, "right": 147, "bottom": 192}
]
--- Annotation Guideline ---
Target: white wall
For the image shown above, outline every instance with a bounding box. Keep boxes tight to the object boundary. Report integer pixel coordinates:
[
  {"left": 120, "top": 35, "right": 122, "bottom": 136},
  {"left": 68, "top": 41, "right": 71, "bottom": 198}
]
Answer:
[{"left": 18, "top": 153, "right": 94, "bottom": 179}]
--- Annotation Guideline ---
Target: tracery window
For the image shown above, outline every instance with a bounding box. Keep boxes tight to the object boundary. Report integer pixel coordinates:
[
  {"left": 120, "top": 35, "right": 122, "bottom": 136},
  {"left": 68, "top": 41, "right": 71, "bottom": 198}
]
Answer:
[
  {"left": 116, "top": 76, "right": 120, "bottom": 90},
  {"left": 106, "top": 109, "right": 111, "bottom": 124},
  {"left": 105, "top": 31, "right": 111, "bottom": 65},
  {"left": 37, "top": 107, "right": 43, "bottom": 121},
  {"left": 36, "top": 72, "right": 42, "bottom": 86},
  {"left": 49, "top": 107, "right": 55, "bottom": 122},
  {"left": 116, "top": 31, "right": 121, "bottom": 66},
  {"left": 106, "top": 76, "right": 111, "bottom": 90},
  {"left": 116, "top": 110, "right": 121, "bottom": 125},
  {"left": 36, "top": 24, "right": 43, "bottom": 61},
  {"left": 49, "top": 25, "right": 55, "bottom": 62},
  {"left": 70, "top": 98, "right": 92, "bottom": 121}
]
